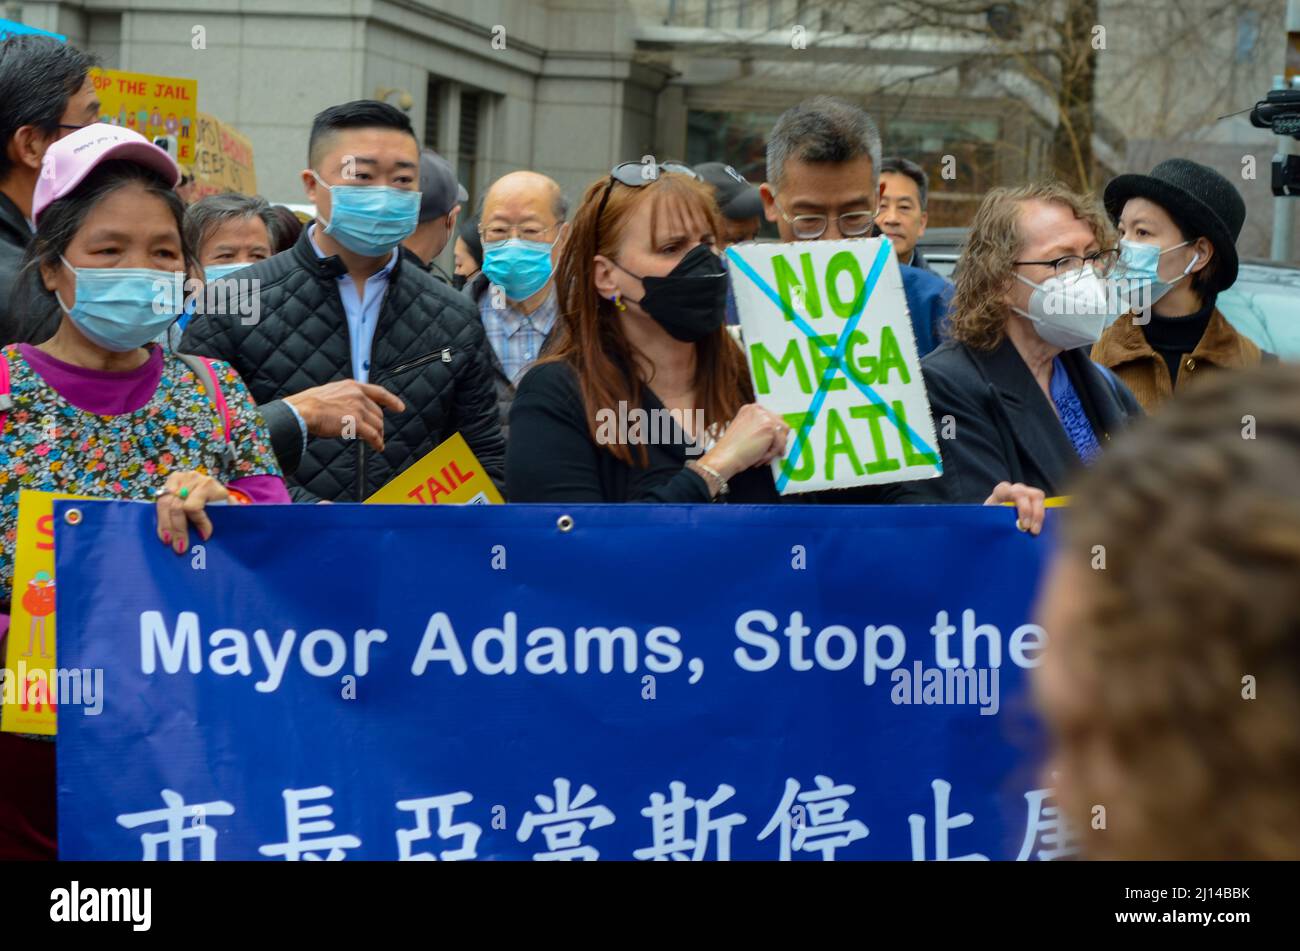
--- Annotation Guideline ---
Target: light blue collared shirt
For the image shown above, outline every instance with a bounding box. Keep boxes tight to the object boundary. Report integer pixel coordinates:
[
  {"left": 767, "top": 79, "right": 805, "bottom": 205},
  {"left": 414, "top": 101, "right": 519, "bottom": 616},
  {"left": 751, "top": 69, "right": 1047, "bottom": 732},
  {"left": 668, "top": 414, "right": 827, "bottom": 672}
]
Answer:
[{"left": 307, "top": 224, "right": 397, "bottom": 383}]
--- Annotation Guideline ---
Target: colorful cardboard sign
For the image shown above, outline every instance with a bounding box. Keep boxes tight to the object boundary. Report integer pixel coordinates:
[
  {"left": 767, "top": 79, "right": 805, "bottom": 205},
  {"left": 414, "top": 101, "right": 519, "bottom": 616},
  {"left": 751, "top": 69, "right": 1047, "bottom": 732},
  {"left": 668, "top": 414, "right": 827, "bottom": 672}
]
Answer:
[
  {"left": 365, "top": 433, "right": 502, "bottom": 505},
  {"left": 1, "top": 490, "right": 92, "bottom": 736},
  {"left": 190, "top": 112, "right": 258, "bottom": 198},
  {"left": 90, "top": 68, "right": 198, "bottom": 164}
]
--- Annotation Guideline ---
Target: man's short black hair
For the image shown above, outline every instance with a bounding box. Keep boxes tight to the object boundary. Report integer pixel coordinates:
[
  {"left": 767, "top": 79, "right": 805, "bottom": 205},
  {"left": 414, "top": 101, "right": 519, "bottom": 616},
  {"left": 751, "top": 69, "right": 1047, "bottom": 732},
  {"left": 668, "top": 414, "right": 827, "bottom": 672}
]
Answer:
[
  {"left": 880, "top": 156, "right": 928, "bottom": 211},
  {"left": 0, "top": 36, "right": 95, "bottom": 180},
  {"left": 308, "top": 99, "right": 418, "bottom": 168}
]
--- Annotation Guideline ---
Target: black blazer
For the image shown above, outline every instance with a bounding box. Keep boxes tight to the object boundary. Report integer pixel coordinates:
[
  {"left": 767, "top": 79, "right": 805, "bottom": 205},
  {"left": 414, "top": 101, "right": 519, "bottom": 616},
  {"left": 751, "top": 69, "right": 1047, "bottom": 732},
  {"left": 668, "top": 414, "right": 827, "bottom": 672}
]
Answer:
[{"left": 880, "top": 336, "right": 1143, "bottom": 503}]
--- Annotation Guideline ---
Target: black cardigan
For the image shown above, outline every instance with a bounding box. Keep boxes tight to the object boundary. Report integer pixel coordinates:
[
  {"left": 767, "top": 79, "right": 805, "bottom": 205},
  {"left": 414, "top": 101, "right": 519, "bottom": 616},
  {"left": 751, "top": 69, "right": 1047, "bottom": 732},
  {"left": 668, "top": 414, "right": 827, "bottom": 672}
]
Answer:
[
  {"left": 876, "top": 337, "right": 1143, "bottom": 504},
  {"left": 506, "top": 360, "right": 780, "bottom": 503}
]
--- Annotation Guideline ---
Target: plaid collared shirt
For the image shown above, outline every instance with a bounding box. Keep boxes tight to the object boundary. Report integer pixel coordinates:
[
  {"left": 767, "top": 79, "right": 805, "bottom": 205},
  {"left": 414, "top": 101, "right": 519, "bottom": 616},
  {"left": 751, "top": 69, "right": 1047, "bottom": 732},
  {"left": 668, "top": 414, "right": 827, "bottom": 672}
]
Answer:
[{"left": 479, "top": 286, "right": 558, "bottom": 384}]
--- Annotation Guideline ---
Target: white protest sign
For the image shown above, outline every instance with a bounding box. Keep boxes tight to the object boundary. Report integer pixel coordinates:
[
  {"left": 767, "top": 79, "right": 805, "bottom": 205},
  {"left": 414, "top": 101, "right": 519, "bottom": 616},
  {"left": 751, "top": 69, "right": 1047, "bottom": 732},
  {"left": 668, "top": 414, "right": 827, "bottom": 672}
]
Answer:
[{"left": 726, "top": 238, "right": 942, "bottom": 495}]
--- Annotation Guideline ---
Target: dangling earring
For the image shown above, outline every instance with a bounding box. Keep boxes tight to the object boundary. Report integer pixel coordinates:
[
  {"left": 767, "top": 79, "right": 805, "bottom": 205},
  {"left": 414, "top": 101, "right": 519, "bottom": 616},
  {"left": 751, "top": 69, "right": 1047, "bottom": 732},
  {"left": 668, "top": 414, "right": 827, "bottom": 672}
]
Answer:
[{"left": 612, "top": 291, "right": 626, "bottom": 312}]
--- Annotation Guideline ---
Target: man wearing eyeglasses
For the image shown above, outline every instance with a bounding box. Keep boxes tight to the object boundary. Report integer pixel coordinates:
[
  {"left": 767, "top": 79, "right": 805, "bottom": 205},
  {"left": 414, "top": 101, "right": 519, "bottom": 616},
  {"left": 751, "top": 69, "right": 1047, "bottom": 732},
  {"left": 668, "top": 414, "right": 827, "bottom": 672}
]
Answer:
[
  {"left": 465, "top": 170, "right": 568, "bottom": 442},
  {"left": 758, "top": 96, "right": 952, "bottom": 357},
  {"left": 0, "top": 35, "right": 99, "bottom": 345}
]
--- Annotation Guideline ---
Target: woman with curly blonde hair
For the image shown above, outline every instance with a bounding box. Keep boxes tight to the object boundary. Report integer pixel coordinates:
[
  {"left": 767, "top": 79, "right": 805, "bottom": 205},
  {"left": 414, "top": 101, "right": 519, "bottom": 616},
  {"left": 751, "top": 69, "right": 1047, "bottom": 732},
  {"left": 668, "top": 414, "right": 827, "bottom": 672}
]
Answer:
[
  {"left": 1035, "top": 363, "right": 1300, "bottom": 859},
  {"left": 880, "top": 182, "right": 1143, "bottom": 508}
]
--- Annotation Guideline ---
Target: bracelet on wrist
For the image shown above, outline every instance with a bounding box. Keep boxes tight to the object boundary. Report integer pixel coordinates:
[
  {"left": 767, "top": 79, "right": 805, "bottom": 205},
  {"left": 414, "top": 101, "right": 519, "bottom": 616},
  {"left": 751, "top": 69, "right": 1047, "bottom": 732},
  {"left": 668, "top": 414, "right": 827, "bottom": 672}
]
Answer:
[{"left": 687, "top": 460, "right": 729, "bottom": 499}]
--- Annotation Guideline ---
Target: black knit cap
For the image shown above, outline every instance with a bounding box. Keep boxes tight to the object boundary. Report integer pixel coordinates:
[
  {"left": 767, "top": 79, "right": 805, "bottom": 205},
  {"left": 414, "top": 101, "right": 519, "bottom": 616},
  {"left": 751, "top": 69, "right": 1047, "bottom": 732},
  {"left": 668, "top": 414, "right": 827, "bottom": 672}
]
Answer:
[{"left": 1103, "top": 158, "right": 1246, "bottom": 292}]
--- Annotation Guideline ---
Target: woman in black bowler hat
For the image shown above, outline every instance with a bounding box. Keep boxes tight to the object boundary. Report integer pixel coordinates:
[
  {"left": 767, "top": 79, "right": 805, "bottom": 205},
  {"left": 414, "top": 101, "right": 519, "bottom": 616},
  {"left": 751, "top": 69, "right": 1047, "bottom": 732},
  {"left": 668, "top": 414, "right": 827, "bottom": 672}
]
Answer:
[{"left": 1092, "top": 158, "right": 1270, "bottom": 412}]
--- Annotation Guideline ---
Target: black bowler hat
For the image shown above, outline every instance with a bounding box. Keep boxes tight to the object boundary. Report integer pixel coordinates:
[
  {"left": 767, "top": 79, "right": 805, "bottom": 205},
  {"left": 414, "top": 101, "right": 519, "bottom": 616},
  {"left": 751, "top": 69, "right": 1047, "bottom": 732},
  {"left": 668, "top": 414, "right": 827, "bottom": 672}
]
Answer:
[{"left": 1103, "top": 158, "right": 1246, "bottom": 292}]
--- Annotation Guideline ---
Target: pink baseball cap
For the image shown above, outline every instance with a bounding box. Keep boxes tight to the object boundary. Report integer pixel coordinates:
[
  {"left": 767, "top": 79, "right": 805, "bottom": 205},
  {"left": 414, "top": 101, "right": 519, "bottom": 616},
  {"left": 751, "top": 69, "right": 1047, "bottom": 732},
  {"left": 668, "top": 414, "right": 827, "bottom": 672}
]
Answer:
[{"left": 32, "top": 122, "right": 181, "bottom": 227}]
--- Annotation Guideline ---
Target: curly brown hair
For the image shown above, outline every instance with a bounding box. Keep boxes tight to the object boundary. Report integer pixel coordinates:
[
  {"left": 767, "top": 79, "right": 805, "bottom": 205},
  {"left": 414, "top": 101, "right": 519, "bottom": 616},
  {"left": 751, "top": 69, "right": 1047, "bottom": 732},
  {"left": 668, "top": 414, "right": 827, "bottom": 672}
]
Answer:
[
  {"left": 1045, "top": 364, "right": 1300, "bottom": 859},
  {"left": 948, "top": 182, "right": 1115, "bottom": 351}
]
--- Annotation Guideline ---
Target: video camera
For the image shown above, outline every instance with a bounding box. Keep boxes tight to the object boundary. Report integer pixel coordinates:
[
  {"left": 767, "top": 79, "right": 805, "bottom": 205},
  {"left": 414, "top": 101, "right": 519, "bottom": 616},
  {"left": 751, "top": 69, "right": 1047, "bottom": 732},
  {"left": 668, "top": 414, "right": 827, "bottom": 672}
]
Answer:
[{"left": 1250, "top": 87, "right": 1300, "bottom": 196}]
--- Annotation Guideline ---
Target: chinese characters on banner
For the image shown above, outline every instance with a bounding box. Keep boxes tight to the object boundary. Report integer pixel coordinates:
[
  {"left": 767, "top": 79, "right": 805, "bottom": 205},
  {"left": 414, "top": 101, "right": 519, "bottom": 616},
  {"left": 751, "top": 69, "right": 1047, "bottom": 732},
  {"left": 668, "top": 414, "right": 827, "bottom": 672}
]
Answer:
[{"left": 55, "top": 501, "right": 1065, "bottom": 860}]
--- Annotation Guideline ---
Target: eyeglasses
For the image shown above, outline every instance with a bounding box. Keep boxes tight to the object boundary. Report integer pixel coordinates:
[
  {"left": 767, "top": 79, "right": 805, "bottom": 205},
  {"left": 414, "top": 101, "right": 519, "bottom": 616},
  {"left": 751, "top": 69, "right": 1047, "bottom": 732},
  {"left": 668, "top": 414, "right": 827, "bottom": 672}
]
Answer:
[
  {"left": 479, "top": 221, "right": 560, "bottom": 243},
  {"left": 1013, "top": 248, "right": 1120, "bottom": 283},
  {"left": 770, "top": 195, "right": 876, "bottom": 240},
  {"left": 593, "top": 160, "right": 702, "bottom": 244}
]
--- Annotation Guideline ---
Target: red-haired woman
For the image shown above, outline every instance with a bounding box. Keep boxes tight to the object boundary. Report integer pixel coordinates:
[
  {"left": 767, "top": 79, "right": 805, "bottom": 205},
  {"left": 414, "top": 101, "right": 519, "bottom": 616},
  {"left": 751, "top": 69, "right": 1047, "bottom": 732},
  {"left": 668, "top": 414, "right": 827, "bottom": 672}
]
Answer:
[{"left": 506, "top": 162, "right": 788, "bottom": 502}]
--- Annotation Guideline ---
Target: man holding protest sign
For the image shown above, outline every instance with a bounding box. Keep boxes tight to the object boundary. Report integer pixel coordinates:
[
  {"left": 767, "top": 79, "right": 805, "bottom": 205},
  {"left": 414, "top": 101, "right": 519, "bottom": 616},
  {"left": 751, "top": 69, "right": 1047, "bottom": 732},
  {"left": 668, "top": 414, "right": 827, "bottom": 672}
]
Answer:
[
  {"left": 181, "top": 100, "right": 504, "bottom": 501},
  {"left": 727, "top": 97, "right": 1050, "bottom": 530}
]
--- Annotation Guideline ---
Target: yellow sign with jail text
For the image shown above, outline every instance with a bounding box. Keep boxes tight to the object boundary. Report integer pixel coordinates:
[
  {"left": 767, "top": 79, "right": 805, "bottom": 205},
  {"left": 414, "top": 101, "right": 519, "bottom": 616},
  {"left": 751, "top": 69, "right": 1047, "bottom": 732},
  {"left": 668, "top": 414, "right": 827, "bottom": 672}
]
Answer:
[
  {"left": 1, "top": 490, "right": 94, "bottom": 736},
  {"left": 90, "top": 68, "right": 198, "bottom": 163},
  {"left": 365, "top": 433, "right": 502, "bottom": 505}
]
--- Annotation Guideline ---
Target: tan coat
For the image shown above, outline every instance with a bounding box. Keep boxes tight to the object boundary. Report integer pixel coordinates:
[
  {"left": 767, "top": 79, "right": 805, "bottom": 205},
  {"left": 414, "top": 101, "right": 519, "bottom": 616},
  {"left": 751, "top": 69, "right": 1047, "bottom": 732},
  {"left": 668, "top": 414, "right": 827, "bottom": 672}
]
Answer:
[{"left": 1091, "top": 308, "right": 1263, "bottom": 412}]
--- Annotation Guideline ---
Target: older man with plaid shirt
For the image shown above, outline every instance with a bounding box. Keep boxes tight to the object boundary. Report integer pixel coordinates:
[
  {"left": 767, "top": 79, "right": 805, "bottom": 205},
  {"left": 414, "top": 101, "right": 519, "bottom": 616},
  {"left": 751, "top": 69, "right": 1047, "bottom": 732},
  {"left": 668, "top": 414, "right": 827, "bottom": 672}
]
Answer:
[{"left": 462, "top": 170, "right": 567, "bottom": 443}]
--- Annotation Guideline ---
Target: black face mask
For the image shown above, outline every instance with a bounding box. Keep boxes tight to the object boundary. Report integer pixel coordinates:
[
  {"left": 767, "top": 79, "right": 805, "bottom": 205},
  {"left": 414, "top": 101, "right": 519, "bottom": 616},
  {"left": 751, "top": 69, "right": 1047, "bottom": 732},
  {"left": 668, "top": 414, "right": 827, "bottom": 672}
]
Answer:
[
  {"left": 452, "top": 273, "right": 468, "bottom": 291},
  {"left": 615, "top": 243, "right": 728, "bottom": 343}
]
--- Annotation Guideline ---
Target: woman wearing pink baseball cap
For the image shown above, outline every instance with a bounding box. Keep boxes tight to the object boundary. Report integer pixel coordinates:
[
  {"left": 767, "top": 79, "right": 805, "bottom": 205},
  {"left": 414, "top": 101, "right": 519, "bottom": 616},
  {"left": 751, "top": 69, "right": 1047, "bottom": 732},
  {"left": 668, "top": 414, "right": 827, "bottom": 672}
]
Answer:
[{"left": 0, "top": 123, "right": 289, "bottom": 860}]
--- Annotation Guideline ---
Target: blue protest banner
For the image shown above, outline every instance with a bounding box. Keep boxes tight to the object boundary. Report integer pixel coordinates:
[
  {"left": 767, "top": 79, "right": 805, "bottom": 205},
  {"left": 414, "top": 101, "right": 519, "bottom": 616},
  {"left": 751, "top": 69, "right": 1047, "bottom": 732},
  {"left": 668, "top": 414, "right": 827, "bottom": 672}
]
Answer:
[{"left": 54, "top": 501, "right": 1065, "bottom": 861}]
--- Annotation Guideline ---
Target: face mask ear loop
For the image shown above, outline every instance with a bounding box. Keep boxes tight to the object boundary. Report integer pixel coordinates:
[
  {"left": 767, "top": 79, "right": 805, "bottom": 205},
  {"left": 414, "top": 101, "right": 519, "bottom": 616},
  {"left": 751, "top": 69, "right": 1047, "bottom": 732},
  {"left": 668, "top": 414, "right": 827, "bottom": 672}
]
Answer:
[
  {"left": 607, "top": 257, "right": 646, "bottom": 307},
  {"left": 55, "top": 255, "right": 77, "bottom": 315},
  {"left": 310, "top": 171, "right": 333, "bottom": 231}
]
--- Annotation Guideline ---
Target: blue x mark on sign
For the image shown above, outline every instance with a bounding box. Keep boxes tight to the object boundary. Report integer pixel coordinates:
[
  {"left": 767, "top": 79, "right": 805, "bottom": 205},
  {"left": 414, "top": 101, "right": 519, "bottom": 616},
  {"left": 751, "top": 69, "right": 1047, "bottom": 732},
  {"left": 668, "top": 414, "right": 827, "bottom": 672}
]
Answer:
[{"left": 725, "top": 242, "right": 942, "bottom": 492}]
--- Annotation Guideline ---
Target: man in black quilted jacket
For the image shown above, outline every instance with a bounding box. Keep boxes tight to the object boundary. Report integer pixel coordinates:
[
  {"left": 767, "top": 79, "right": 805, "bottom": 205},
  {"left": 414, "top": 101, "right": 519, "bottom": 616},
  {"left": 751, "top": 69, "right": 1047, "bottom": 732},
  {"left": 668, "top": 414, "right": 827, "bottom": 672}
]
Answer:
[{"left": 181, "top": 100, "right": 505, "bottom": 502}]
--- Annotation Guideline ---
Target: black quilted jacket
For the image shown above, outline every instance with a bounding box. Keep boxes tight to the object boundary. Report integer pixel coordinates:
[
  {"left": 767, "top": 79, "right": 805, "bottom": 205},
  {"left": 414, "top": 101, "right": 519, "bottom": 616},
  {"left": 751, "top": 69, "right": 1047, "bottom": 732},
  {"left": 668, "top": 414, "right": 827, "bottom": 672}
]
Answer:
[{"left": 180, "top": 229, "right": 506, "bottom": 502}]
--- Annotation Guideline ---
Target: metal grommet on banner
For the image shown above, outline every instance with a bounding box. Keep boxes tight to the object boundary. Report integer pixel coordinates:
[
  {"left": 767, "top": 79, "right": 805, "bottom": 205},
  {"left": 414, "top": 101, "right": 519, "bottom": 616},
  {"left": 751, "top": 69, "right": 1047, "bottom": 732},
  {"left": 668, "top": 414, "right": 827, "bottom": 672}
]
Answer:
[
  {"left": 556, "top": 514, "right": 574, "bottom": 533},
  {"left": 64, "top": 507, "right": 83, "bottom": 526}
]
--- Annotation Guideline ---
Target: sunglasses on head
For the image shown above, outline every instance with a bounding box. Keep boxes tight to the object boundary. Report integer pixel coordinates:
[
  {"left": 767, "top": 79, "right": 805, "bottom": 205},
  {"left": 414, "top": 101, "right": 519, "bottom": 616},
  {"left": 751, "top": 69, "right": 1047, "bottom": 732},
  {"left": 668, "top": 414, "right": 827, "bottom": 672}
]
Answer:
[{"left": 594, "top": 160, "right": 702, "bottom": 244}]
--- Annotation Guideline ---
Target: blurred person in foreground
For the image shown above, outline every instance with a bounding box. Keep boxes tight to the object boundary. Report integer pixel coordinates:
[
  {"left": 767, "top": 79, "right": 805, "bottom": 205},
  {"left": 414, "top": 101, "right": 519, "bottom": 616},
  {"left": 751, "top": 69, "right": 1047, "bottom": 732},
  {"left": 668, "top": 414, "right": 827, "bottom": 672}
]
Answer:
[{"left": 1035, "top": 363, "right": 1300, "bottom": 859}]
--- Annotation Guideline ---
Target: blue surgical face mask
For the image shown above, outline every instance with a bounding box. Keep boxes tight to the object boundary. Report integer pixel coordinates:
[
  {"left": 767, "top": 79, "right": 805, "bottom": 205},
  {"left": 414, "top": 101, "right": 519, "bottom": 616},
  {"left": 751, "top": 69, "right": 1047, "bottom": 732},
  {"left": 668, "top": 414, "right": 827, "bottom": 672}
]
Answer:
[
  {"left": 312, "top": 171, "right": 421, "bottom": 257},
  {"left": 1117, "top": 239, "right": 1198, "bottom": 307},
  {"left": 481, "top": 238, "right": 555, "bottom": 301},
  {"left": 56, "top": 257, "right": 183, "bottom": 352},
  {"left": 204, "top": 262, "right": 252, "bottom": 282}
]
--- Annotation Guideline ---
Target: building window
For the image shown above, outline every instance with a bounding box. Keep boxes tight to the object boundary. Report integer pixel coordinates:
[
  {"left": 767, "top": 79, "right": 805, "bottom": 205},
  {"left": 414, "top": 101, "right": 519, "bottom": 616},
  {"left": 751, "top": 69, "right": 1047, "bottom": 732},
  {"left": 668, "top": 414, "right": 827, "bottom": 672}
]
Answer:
[
  {"left": 458, "top": 90, "right": 481, "bottom": 207},
  {"left": 424, "top": 79, "right": 441, "bottom": 150}
]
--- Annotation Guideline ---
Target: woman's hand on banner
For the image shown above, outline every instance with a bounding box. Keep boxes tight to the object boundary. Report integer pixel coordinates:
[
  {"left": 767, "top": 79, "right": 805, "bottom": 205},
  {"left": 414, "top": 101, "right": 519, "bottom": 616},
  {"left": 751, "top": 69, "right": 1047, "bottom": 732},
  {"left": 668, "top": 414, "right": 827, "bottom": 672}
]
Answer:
[
  {"left": 985, "top": 481, "right": 1046, "bottom": 535},
  {"left": 156, "top": 471, "right": 230, "bottom": 554}
]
